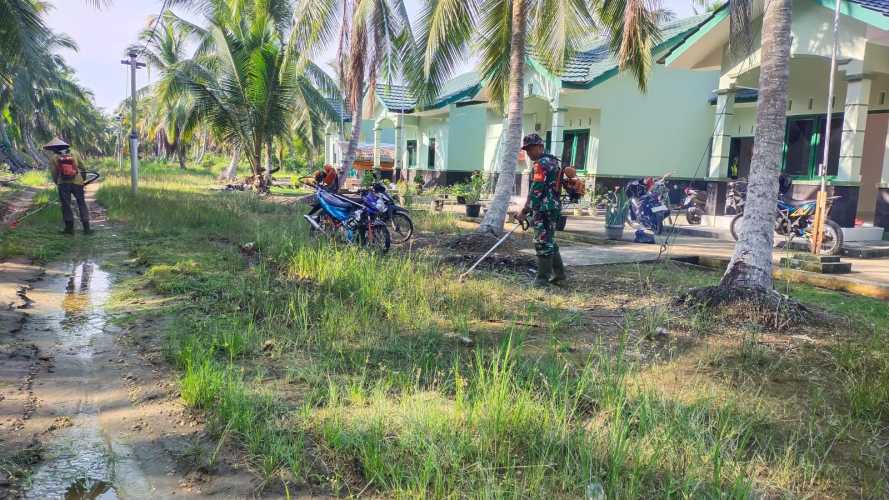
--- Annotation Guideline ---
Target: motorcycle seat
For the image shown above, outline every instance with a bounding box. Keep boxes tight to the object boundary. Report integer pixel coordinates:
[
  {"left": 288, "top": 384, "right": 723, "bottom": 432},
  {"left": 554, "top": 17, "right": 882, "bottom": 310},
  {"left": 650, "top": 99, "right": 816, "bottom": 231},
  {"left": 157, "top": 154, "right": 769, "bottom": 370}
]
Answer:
[
  {"left": 318, "top": 190, "right": 358, "bottom": 210},
  {"left": 781, "top": 195, "right": 840, "bottom": 208}
]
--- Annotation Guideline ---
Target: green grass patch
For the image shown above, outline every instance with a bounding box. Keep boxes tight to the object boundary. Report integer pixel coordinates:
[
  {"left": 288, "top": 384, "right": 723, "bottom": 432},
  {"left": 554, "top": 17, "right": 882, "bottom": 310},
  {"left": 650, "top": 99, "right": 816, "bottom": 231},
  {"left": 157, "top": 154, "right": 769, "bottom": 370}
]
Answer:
[{"left": 78, "top": 166, "right": 889, "bottom": 497}]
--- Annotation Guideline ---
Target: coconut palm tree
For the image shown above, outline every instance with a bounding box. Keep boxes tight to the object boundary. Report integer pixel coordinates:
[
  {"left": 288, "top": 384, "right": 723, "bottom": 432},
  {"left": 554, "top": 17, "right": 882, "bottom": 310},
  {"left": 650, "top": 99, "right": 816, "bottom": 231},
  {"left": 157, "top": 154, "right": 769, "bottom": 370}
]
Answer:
[
  {"left": 719, "top": 0, "right": 792, "bottom": 292},
  {"left": 168, "top": 0, "right": 339, "bottom": 190},
  {"left": 139, "top": 10, "right": 200, "bottom": 169},
  {"left": 412, "top": 0, "right": 659, "bottom": 234},
  {"left": 290, "top": 0, "right": 414, "bottom": 185},
  {"left": 1, "top": 0, "right": 111, "bottom": 172}
]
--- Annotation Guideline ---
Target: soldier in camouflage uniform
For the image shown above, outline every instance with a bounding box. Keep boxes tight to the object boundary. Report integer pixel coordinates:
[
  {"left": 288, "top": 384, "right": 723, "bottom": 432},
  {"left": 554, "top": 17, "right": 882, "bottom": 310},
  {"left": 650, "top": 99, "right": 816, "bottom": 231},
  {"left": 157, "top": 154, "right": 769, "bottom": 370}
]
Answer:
[{"left": 518, "top": 133, "right": 566, "bottom": 286}]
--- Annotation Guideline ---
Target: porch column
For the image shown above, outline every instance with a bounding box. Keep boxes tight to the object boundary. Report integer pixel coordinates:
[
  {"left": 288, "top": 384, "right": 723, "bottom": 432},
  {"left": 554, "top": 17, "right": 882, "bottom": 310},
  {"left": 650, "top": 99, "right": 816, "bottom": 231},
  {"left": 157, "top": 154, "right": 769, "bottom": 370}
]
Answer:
[
  {"left": 550, "top": 107, "right": 567, "bottom": 157},
  {"left": 394, "top": 114, "right": 404, "bottom": 173},
  {"left": 373, "top": 127, "right": 382, "bottom": 170},
  {"left": 838, "top": 75, "right": 872, "bottom": 181},
  {"left": 709, "top": 89, "right": 736, "bottom": 178},
  {"left": 882, "top": 127, "right": 889, "bottom": 185}
]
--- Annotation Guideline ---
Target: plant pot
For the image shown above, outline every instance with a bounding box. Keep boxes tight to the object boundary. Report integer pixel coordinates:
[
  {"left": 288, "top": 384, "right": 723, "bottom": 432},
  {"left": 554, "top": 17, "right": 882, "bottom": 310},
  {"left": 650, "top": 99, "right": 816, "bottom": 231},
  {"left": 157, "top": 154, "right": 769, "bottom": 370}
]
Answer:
[
  {"left": 556, "top": 215, "right": 568, "bottom": 231},
  {"left": 456, "top": 196, "right": 466, "bottom": 204},
  {"left": 605, "top": 224, "right": 625, "bottom": 241},
  {"left": 433, "top": 199, "right": 445, "bottom": 212},
  {"left": 465, "top": 204, "right": 481, "bottom": 217}
]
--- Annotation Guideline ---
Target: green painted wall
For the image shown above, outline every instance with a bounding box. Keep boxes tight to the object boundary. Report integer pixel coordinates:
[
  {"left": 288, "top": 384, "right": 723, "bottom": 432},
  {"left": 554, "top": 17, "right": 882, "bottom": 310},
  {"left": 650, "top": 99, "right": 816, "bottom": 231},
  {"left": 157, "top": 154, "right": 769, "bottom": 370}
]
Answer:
[
  {"left": 561, "top": 62, "right": 718, "bottom": 178},
  {"left": 446, "top": 104, "right": 488, "bottom": 171}
]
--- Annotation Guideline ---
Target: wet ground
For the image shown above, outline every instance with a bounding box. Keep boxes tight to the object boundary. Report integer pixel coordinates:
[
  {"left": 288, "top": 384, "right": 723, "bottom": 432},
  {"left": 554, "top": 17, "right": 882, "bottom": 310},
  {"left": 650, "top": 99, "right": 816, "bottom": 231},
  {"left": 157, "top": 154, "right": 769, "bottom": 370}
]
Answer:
[
  {"left": 21, "top": 261, "right": 147, "bottom": 499},
  {"left": 1, "top": 186, "right": 267, "bottom": 499}
]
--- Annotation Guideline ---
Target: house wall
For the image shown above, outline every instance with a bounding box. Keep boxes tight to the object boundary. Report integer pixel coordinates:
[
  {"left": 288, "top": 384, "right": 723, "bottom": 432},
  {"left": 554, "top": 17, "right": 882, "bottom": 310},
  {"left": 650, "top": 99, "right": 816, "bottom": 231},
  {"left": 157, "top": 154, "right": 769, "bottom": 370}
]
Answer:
[
  {"left": 561, "top": 62, "right": 718, "bottom": 178},
  {"left": 446, "top": 104, "right": 489, "bottom": 171}
]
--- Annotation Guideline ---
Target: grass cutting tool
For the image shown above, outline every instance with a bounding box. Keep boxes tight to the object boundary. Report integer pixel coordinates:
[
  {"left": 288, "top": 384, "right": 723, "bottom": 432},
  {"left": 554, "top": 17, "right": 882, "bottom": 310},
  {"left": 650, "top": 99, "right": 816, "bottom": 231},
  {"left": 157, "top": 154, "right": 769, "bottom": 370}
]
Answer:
[{"left": 458, "top": 217, "right": 529, "bottom": 282}]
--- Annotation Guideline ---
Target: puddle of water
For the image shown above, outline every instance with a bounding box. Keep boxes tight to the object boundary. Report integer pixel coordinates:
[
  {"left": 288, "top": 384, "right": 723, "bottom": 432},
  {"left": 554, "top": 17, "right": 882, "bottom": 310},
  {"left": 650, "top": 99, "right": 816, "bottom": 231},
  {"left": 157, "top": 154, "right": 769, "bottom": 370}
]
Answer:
[
  {"left": 24, "top": 261, "right": 151, "bottom": 500},
  {"left": 65, "top": 477, "right": 117, "bottom": 500}
]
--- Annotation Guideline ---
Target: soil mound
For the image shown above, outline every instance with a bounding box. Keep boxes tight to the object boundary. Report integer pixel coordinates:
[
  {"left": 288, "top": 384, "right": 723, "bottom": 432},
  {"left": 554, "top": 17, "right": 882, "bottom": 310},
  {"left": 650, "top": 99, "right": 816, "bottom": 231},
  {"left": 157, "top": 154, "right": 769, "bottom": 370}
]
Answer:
[{"left": 445, "top": 232, "right": 518, "bottom": 254}]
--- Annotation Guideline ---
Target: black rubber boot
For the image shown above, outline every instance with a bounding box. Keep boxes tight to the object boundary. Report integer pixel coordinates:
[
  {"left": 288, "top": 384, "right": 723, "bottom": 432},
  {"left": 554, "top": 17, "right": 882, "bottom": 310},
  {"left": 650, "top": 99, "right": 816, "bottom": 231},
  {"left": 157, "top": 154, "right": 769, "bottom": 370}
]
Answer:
[
  {"left": 61, "top": 221, "right": 75, "bottom": 235},
  {"left": 82, "top": 221, "right": 93, "bottom": 235},
  {"left": 550, "top": 250, "right": 567, "bottom": 285},
  {"left": 534, "top": 256, "right": 553, "bottom": 287}
]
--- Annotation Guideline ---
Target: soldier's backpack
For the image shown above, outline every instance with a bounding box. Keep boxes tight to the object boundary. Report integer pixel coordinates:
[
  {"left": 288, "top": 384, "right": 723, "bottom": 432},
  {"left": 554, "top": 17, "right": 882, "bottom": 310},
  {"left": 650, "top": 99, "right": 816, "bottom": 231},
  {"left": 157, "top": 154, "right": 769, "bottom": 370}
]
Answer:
[
  {"left": 560, "top": 166, "right": 586, "bottom": 203},
  {"left": 57, "top": 154, "right": 79, "bottom": 181}
]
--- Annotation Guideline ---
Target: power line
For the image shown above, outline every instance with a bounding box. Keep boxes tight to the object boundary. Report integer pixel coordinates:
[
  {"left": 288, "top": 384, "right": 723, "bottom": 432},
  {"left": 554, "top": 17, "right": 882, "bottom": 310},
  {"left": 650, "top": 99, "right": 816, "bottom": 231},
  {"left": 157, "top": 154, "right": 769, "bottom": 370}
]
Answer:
[{"left": 135, "top": 0, "right": 171, "bottom": 59}]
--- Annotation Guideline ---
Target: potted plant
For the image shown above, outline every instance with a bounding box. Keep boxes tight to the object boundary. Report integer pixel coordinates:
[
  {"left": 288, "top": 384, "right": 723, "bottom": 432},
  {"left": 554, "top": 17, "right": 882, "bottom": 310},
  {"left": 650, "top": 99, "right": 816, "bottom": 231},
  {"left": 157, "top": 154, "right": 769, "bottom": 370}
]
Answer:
[
  {"left": 413, "top": 172, "right": 425, "bottom": 193},
  {"left": 452, "top": 182, "right": 468, "bottom": 205},
  {"left": 604, "top": 187, "right": 628, "bottom": 240},
  {"left": 464, "top": 172, "right": 484, "bottom": 217}
]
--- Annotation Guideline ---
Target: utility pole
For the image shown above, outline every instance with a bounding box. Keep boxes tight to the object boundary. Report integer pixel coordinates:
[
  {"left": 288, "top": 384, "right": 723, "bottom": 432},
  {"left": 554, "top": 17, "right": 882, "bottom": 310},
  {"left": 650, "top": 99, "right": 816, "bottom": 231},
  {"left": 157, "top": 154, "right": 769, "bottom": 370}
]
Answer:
[
  {"left": 811, "top": 0, "right": 842, "bottom": 254},
  {"left": 121, "top": 50, "right": 145, "bottom": 194}
]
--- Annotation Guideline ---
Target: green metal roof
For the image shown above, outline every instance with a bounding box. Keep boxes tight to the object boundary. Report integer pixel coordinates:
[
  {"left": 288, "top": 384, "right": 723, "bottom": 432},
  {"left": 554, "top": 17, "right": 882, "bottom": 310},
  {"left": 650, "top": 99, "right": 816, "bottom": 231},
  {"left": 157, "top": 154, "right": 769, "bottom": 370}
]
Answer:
[
  {"left": 555, "top": 14, "right": 711, "bottom": 89},
  {"left": 663, "top": 0, "right": 889, "bottom": 66},
  {"left": 375, "top": 72, "right": 483, "bottom": 113},
  {"left": 372, "top": 15, "right": 711, "bottom": 112}
]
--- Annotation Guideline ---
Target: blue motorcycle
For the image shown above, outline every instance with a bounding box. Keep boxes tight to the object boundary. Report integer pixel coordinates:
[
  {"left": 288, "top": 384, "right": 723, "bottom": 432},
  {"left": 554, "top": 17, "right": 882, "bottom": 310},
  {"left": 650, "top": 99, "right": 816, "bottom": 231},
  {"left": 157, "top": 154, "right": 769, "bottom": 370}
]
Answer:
[
  {"left": 302, "top": 181, "right": 391, "bottom": 253},
  {"left": 625, "top": 174, "right": 671, "bottom": 235},
  {"left": 730, "top": 194, "right": 843, "bottom": 256}
]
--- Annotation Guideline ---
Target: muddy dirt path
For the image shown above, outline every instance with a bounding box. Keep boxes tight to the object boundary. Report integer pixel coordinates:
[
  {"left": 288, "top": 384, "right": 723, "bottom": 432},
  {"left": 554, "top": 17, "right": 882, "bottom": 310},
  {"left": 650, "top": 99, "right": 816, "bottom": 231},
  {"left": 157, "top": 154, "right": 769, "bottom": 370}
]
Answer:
[{"left": 1, "top": 187, "right": 265, "bottom": 499}]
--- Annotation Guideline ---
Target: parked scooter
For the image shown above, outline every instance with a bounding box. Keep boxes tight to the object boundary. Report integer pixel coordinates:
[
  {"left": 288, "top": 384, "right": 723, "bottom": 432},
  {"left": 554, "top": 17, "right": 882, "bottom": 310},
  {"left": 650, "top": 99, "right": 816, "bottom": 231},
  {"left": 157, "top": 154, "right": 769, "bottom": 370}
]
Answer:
[
  {"left": 728, "top": 175, "right": 844, "bottom": 256},
  {"left": 625, "top": 174, "right": 671, "bottom": 235},
  {"left": 301, "top": 180, "right": 391, "bottom": 252},
  {"left": 726, "top": 179, "right": 747, "bottom": 215},
  {"left": 679, "top": 185, "right": 707, "bottom": 225}
]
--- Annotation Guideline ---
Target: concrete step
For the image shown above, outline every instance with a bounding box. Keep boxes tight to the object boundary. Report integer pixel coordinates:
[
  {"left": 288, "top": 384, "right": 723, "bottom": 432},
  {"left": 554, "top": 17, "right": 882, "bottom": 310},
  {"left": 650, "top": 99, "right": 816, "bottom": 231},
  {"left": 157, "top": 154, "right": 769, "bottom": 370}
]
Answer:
[
  {"left": 779, "top": 257, "right": 853, "bottom": 274},
  {"left": 841, "top": 241, "right": 889, "bottom": 259}
]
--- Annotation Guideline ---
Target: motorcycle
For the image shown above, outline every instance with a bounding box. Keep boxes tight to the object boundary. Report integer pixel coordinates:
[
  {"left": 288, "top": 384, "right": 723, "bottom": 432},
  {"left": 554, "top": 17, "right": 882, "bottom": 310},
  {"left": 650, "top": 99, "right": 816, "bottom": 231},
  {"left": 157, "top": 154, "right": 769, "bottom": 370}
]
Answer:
[
  {"left": 372, "top": 181, "right": 414, "bottom": 244},
  {"left": 726, "top": 179, "right": 747, "bottom": 215},
  {"left": 679, "top": 185, "right": 707, "bottom": 225},
  {"left": 729, "top": 195, "right": 844, "bottom": 256},
  {"left": 625, "top": 174, "right": 671, "bottom": 235},
  {"left": 302, "top": 181, "right": 391, "bottom": 253}
]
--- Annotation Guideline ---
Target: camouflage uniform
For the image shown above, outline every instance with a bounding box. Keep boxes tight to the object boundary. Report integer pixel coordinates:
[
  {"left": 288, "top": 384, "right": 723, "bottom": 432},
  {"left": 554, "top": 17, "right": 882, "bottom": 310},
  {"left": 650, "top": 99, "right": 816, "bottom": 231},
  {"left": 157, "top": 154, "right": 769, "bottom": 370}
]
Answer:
[{"left": 529, "top": 153, "right": 561, "bottom": 257}]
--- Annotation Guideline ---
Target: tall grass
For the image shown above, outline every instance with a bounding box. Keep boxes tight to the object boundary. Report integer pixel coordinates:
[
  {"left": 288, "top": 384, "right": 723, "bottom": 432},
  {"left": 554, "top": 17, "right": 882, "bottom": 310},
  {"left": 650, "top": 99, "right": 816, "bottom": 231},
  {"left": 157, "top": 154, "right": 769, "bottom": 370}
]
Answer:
[{"left": 75, "top": 167, "right": 889, "bottom": 497}]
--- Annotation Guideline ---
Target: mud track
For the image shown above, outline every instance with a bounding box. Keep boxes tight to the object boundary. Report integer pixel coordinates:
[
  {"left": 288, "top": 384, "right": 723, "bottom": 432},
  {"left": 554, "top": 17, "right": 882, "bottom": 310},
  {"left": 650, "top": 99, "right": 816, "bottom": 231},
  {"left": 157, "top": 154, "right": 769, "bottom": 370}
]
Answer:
[{"left": 0, "top": 186, "right": 268, "bottom": 499}]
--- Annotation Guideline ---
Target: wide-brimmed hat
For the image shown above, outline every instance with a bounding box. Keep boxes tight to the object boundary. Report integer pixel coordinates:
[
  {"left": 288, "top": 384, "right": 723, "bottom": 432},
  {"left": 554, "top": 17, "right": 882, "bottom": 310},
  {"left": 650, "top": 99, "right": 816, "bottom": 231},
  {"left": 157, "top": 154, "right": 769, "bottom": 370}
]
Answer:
[
  {"left": 43, "top": 137, "right": 70, "bottom": 151},
  {"left": 521, "top": 133, "right": 544, "bottom": 151}
]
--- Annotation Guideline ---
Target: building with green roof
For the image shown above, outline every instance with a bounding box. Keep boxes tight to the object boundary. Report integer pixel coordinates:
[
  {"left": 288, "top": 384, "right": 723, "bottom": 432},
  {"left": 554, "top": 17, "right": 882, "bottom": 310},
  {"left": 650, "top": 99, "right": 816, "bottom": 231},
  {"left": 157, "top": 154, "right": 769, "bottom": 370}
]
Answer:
[
  {"left": 664, "top": 0, "right": 889, "bottom": 235},
  {"left": 325, "top": 15, "right": 720, "bottom": 190}
]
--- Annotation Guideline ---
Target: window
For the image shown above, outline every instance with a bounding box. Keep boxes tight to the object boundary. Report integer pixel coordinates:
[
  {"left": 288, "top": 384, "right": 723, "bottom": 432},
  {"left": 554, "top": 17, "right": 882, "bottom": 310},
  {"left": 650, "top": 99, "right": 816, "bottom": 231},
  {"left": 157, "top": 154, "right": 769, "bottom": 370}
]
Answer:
[
  {"left": 782, "top": 114, "right": 842, "bottom": 178},
  {"left": 427, "top": 138, "right": 436, "bottom": 168},
  {"left": 561, "top": 130, "right": 590, "bottom": 170},
  {"left": 406, "top": 140, "right": 417, "bottom": 167}
]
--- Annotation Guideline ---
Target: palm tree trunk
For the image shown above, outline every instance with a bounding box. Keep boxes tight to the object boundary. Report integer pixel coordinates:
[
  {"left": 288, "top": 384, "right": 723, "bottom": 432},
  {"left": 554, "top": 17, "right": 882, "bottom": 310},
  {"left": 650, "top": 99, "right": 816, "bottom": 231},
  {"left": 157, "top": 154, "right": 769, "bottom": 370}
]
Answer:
[
  {"left": 340, "top": 94, "right": 363, "bottom": 187},
  {"left": 478, "top": 0, "right": 527, "bottom": 235},
  {"left": 220, "top": 148, "right": 240, "bottom": 180},
  {"left": 720, "top": 0, "right": 792, "bottom": 290},
  {"left": 0, "top": 120, "right": 31, "bottom": 173},
  {"left": 177, "top": 145, "right": 187, "bottom": 169},
  {"left": 22, "top": 128, "right": 50, "bottom": 170}
]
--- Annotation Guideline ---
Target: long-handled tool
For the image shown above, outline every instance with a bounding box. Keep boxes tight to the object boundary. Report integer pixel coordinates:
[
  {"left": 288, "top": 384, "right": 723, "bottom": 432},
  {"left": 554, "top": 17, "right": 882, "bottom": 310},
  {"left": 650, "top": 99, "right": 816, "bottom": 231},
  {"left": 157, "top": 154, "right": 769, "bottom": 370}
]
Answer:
[{"left": 458, "top": 218, "right": 529, "bottom": 282}]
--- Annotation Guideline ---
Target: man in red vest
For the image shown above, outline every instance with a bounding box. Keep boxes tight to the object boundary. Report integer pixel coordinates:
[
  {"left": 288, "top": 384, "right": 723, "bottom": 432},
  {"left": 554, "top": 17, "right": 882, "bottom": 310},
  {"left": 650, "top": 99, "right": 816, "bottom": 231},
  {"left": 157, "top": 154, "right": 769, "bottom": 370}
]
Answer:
[{"left": 46, "top": 138, "right": 91, "bottom": 235}]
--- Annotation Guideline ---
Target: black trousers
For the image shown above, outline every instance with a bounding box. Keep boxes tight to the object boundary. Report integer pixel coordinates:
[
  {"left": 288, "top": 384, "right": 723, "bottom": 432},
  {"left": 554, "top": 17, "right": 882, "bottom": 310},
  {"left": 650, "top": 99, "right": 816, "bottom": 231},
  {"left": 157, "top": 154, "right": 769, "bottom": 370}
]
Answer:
[{"left": 58, "top": 183, "right": 89, "bottom": 226}]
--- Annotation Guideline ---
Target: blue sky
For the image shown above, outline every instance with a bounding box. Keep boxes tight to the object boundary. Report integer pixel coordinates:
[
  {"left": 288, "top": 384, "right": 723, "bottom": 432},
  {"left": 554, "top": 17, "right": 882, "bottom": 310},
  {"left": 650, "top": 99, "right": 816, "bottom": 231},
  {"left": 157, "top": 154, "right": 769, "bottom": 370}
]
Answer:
[{"left": 46, "top": 0, "right": 698, "bottom": 112}]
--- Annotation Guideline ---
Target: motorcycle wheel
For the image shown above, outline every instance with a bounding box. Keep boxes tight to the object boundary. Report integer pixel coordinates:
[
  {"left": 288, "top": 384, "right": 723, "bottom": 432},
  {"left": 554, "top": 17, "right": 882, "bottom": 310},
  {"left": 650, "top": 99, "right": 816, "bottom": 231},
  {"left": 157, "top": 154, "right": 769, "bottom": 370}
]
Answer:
[
  {"left": 817, "top": 220, "right": 844, "bottom": 256},
  {"left": 625, "top": 204, "right": 642, "bottom": 229},
  {"left": 653, "top": 216, "right": 665, "bottom": 235},
  {"left": 388, "top": 211, "right": 414, "bottom": 244},
  {"left": 358, "top": 223, "right": 391, "bottom": 253},
  {"left": 729, "top": 214, "right": 743, "bottom": 241},
  {"left": 685, "top": 207, "right": 702, "bottom": 225}
]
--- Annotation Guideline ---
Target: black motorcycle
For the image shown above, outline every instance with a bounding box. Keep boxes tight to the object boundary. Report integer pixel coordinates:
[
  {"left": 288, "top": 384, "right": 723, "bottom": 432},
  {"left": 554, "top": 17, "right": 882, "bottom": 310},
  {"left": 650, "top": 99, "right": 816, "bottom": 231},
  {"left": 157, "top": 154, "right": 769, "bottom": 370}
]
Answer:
[
  {"left": 679, "top": 185, "right": 707, "bottom": 225},
  {"left": 372, "top": 182, "right": 414, "bottom": 244},
  {"left": 726, "top": 179, "right": 747, "bottom": 215}
]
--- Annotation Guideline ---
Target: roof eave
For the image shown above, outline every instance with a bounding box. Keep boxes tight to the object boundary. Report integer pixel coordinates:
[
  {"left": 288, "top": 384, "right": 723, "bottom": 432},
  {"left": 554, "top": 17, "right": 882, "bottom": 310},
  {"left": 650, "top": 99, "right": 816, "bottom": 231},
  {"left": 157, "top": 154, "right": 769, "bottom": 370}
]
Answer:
[
  {"left": 658, "top": 5, "right": 729, "bottom": 67},
  {"left": 559, "top": 18, "right": 714, "bottom": 90}
]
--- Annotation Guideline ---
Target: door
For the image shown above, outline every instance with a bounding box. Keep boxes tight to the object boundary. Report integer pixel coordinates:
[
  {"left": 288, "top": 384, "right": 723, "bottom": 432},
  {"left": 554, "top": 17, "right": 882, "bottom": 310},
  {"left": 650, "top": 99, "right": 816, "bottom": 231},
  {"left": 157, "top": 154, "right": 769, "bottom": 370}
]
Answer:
[{"left": 858, "top": 113, "right": 889, "bottom": 225}]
